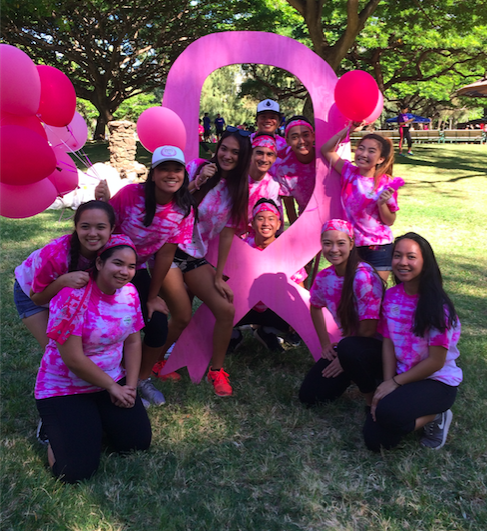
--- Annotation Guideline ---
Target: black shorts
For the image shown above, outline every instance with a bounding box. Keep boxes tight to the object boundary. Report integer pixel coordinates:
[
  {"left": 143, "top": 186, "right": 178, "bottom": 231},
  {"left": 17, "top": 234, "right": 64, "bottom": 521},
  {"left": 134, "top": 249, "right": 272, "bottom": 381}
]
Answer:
[{"left": 172, "top": 248, "right": 209, "bottom": 274}]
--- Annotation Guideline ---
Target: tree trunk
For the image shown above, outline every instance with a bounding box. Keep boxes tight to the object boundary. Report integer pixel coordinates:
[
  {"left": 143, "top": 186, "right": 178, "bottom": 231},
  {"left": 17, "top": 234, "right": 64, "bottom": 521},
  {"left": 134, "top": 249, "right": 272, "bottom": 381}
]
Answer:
[{"left": 92, "top": 107, "right": 114, "bottom": 141}]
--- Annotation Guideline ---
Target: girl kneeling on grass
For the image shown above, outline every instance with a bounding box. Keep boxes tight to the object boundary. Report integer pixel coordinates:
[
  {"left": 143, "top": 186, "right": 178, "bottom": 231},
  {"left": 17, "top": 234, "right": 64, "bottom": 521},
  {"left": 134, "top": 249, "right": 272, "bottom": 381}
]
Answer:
[
  {"left": 14, "top": 200, "right": 115, "bottom": 349},
  {"left": 153, "top": 128, "right": 251, "bottom": 397},
  {"left": 364, "top": 233, "right": 462, "bottom": 452},
  {"left": 321, "top": 124, "right": 403, "bottom": 281},
  {"left": 35, "top": 235, "right": 151, "bottom": 484},
  {"left": 299, "top": 219, "right": 385, "bottom": 407},
  {"left": 95, "top": 146, "right": 195, "bottom": 407}
]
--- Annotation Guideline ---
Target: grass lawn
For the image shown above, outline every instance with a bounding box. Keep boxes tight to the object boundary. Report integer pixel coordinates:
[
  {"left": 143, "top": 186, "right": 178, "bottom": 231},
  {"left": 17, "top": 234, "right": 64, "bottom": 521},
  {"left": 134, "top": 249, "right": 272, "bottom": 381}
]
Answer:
[{"left": 1, "top": 143, "right": 486, "bottom": 530}]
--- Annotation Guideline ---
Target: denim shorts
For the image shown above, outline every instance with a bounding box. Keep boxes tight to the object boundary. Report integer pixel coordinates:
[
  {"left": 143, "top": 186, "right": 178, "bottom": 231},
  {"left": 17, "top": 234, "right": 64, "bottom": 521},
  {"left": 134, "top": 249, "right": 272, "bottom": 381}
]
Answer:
[
  {"left": 13, "top": 280, "right": 48, "bottom": 319},
  {"left": 356, "top": 243, "right": 393, "bottom": 271},
  {"left": 171, "top": 248, "right": 209, "bottom": 274}
]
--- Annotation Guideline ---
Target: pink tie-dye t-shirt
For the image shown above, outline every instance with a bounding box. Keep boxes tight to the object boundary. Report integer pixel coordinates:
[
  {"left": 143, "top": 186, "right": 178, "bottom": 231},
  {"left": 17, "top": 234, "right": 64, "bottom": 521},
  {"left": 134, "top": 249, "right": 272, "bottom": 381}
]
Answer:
[
  {"left": 244, "top": 235, "right": 307, "bottom": 312},
  {"left": 340, "top": 160, "right": 400, "bottom": 246},
  {"left": 310, "top": 262, "right": 383, "bottom": 330},
  {"left": 247, "top": 172, "right": 283, "bottom": 227},
  {"left": 273, "top": 149, "right": 316, "bottom": 215},
  {"left": 35, "top": 282, "right": 144, "bottom": 399},
  {"left": 15, "top": 235, "right": 92, "bottom": 297},
  {"left": 110, "top": 183, "right": 194, "bottom": 268},
  {"left": 181, "top": 159, "right": 237, "bottom": 259},
  {"left": 378, "top": 284, "right": 462, "bottom": 386}
]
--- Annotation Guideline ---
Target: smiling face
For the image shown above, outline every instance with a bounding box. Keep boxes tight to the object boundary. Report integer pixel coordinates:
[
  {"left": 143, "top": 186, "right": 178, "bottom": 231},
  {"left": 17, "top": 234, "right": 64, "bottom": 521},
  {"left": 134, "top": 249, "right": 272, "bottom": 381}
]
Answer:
[
  {"left": 354, "top": 138, "right": 385, "bottom": 176},
  {"left": 251, "top": 146, "right": 277, "bottom": 178},
  {"left": 321, "top": 230, "right": 353, "bottom": 275},
  {"left": 75, "top": 208, "right": 113, "bottom": 258},
  {"left": 96, "top": 247, "right": 137, "bottom": 294},
  {"left": 256, "top": 111, "right": 279, "bottom": 134},
  {"left": 392, "top": 238, "right": 424, "bottom": 293},
  {"left": 217, "top": 135, "right": 240, "bottom": 175},
  {"left": 252, "top": 209, "right": 280, "bottom": 246},
  {"left": 286, "top": 125, "right": 315, "bottom": 160},
  {"left": 152, "top": 161, "right": 185, "bottom": 203}
]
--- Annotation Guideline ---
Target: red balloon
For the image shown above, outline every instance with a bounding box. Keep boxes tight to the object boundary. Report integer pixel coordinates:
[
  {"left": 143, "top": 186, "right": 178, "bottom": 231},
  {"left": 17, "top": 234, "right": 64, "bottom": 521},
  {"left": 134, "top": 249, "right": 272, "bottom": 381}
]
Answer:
[
  {"left": 364, "top": 91, "right": 384, "bottom": 125},
  {"left": 0, "top": 125, "right": 57, "bottom": 185},
  {"left": 46, "top": 111, "right": 88, "bottom": 152},
  {"left": 0, "top": 111, "right": 47, "bottom": 139},
  {"left": 0, "top": 44, "right": 41, "bottom": 116},
  {"left": 334, "top": 71, "right": 380, "bottom": 122},
  {"left": 48, "top": 147, "right": 79, "bottom": 196},
  {"left": 37, "top": 65, "right": 76, "bottom": 127},
  {"left": 137, "top": 107, "right": 186, "bottom": 152},
  {"left": 0, "top": 178, "right": 57, "bottom": 219}
]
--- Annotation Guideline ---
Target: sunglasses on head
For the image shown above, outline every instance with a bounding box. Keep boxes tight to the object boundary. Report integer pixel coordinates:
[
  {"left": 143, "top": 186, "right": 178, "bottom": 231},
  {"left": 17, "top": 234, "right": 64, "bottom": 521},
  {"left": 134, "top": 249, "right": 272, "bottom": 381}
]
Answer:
[{"left": 225, "top": 126, "right": 252, "bottom": 137}]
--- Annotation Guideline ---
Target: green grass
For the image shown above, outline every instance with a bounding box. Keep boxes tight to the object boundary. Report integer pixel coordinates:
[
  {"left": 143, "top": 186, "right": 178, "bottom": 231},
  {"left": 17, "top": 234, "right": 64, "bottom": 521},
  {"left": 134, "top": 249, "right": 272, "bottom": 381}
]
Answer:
[{"left": 1, "top": 144, "right": 487, "bottom": 530}]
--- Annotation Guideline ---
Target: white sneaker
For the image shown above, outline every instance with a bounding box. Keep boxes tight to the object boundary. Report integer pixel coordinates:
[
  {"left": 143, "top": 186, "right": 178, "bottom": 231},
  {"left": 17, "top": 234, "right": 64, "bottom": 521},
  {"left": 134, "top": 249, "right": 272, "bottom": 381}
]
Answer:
[{"left": 421, "top": 410, "right": 453, "bottom": 450}]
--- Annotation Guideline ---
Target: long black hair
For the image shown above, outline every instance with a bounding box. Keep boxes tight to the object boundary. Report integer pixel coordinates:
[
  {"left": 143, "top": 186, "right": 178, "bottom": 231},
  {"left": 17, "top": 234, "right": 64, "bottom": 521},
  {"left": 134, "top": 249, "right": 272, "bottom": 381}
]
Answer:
[
  {"left": 393, "top": 232, "right": 458, "bottom": 336},
  {"left": 192, "top": 129, "right": 251, "bottom": 229},
  {"left": 69, "top": 200, "right": 116, "bottom": 272},
  {"left": 143, "top": 162, "right": 195, "bottom": 227}
]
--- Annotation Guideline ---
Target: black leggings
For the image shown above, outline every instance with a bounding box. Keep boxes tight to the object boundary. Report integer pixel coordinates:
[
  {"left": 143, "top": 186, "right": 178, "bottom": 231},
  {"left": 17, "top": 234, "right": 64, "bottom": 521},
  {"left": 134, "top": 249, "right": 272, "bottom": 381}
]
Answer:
[
  {"left": 299, "top": 336, "right": 383, "bottom": 406},
  {"left": 363, "top": 379, "right": 457, "bottom": 452},
  {"left": 131, "top": 268, "right": 168, "bottom": 348},
  {"left": 399, "top": 126, "right": 413, "bottom": 150},
  {"left": 36, "top": 382, "right": 151, "bottom": 483}
]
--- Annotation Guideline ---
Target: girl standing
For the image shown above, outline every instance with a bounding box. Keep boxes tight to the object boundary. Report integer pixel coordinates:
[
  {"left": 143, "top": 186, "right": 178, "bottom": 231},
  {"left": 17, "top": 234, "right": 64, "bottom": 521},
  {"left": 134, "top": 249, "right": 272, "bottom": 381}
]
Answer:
[
  {"left": 14, "top": 200, "right": 115, "bottom": 349},
  {"left": 95, "top": 146, "right": 195, "bottom": 407},
  {"left": 35, "top": 235, "right": 151, "bottom": 483},
  {"left": 299, "top": 219, "right": 385, "bottom": 407},
  {"left": 153, "top": 128, "right": 251, "bottom": 397},
  {"left": 321, "top": 125, "right": 401, "bottom": 281},
  {"left": 364, "top": 233, "right": 462, "bottom": 451}
]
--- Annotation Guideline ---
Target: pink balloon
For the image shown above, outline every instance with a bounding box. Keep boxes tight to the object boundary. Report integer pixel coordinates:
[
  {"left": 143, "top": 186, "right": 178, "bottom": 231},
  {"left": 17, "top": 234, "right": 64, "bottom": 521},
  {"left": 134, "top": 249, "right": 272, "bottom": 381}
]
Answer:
[
  {"left": 0, "top": 125, "right": 57, "bottom": 185},
  {"left": 334, "top": 70, "right": 380, "bottom": 122},
  {"left": 137, "top": 106, "right": 186, "bottom": 152},
  {"left": 37, "top": 65, "right": 76, "bottom": 127},
  {"left": 0, "top": 44, "right": 41, "bottom": 116},
  {"left": 0, "top": 178, "right": 57, "bottom": 219},
  {"left": 364, "top": 90, "right": 384, "bottom": 125},
  {"left": 0, "top": 111, "right": 47, "bottom": 139},
  {"left": 48, "top": 146, "right": 79, "bottom": 196},
  {"left": 46, "top": 111, "right": 88, "bottom": 152}
]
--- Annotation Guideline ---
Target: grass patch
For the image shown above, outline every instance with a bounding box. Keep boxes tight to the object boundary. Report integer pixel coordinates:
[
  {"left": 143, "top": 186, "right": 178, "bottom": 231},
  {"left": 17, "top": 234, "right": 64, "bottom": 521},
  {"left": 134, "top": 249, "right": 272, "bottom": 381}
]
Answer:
[{"left": 1, "top": 144, "right": 486, "bottom": 530}]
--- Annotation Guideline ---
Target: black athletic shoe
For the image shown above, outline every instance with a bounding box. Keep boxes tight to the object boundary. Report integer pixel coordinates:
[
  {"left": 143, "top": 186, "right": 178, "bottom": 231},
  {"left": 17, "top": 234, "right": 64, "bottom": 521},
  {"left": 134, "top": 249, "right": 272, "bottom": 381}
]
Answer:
[
  {"left": 253, "top": 328, "right": 284, "bottom": 352},
  {"left": 227, "top": 330, "right": 244, "bottom": 354}
]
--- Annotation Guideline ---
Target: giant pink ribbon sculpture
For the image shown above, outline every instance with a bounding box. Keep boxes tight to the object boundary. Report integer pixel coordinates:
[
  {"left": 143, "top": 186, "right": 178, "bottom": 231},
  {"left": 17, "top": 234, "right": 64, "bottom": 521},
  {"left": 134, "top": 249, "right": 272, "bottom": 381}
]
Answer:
[{"left": 161, "top": 31, "right": 349, "bottom": 383}]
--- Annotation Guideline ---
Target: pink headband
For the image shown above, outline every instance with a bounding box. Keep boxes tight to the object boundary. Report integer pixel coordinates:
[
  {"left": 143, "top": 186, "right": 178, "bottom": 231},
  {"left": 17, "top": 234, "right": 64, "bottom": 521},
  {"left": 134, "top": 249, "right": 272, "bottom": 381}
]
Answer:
[
  {"left": 252, "top": 202, "right": 281, "bottom": 219},
  {"left": 251, "top": 135, "right": 277, "bottom": 152},
  {"left": 98, "top": 234, "right": 137, "bottom": 256},
  {"left": 285, "top": 119, "right": 314, "bottom": 138},
  {"left": 321, "top": 219, "right": 354, "bottom": 239}
]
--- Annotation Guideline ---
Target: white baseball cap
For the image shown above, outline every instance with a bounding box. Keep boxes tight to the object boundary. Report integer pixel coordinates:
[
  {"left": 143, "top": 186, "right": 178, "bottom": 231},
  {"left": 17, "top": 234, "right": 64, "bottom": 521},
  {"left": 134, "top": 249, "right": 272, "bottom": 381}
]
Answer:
[
  {"left": 151, "top": 146, "right": 185, "bottom": 168},
  {"left": 256, "top": 99, "right": 281, "bottom": 115}
]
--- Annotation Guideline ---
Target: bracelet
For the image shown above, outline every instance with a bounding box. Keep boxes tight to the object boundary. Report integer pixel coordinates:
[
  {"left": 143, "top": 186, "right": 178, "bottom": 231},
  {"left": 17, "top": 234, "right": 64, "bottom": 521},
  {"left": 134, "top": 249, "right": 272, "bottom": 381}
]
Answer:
[{"left": 392, "top": 376, "right": 402, "bottom": 386}]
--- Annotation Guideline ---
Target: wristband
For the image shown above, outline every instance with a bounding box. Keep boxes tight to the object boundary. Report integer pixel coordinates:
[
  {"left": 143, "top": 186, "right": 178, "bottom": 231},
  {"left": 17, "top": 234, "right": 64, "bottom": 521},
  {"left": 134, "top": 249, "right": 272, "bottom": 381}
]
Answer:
[{"left": 392, "top": 376, "right": 402, "bottom": 386}]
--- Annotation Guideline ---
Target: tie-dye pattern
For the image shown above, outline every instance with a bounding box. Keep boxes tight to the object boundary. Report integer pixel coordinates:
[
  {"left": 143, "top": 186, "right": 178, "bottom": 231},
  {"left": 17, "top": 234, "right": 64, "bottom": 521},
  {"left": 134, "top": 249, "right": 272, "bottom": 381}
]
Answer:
[
  {"left": 110, "top": 183, "right": 194, "bottom": 268},
  {"left": 310, "top": 262, "right": 383, "bottom": 330},
  {"left": 180, "top": 159, "right": 237, "bottom": 259},
  {"left": 247, "top": 172, "right": 283, "bottom": 227},
  {"left": 273, "top": 149, "right": 316, "bottom": 215},
  {"left": 35, "top": 282, "right": 145, "bottom": 399},
  {"left": 340, "top": 160, "right": 400, "bottom": 246},
  {"left": 15, "top": 235, "right": 93, "bottom": 297},
  {"left": 378, "top": 284, "right": 462, "bottom": 386}
]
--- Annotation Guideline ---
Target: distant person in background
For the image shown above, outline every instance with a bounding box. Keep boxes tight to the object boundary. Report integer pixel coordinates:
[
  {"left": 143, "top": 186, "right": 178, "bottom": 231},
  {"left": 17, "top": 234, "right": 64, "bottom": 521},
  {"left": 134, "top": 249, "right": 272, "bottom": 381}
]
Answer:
[
  {"left": 203, "top": 113, "right": 211, "bottom": 142},
  {"left": 214, "top": 114, "right": 226, "bottom": 139},
  {"left": 199, "top": 119, "right": 210, "bottom": 154},
  {"left": 398, "top": 106, "right": 414, "bottom": 156}
]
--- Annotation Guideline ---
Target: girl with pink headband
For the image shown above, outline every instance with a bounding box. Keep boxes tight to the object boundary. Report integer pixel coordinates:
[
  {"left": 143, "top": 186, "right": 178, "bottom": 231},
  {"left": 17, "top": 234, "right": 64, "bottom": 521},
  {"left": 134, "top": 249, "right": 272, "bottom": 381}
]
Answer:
[
  {"left": 274, "top": 115, "right": 316, "bottom": 225},
  {"left": 299, "top": 218, "right": 385, "bottom": 408},
  {"left": 228, "top": 198, "right": 307, "bottom": 352},
  {"left": 321, "top": 122, "right": 404, "bottom": 281},
  {"left": 35, "top": 234, "right": 151, "bottom": 483}
]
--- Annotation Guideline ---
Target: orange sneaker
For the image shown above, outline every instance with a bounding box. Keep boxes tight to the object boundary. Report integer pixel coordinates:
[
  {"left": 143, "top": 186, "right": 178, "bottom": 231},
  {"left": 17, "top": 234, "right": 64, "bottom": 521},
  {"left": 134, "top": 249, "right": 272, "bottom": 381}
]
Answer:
[
  {"left": 207, "top": 367, "right": 233, "bottom": 397},
  {"left": 152, "top": 359, "right": 181, "bottom": 381}
]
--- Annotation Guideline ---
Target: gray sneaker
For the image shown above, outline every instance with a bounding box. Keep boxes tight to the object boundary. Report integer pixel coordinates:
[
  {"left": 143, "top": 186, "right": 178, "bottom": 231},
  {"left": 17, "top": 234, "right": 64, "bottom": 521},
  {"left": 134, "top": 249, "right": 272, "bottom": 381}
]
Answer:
[
  {"left": 138, "top": 378, "right": 166, "bottom": 407},
  {"left": 420, "top": 409, "right": 453, "bottom": 450}
]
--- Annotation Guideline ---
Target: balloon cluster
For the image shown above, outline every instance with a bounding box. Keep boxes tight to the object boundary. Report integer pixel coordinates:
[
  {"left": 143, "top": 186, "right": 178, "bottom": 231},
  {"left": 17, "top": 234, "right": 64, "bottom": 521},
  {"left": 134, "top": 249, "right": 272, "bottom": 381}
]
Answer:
[
  {"left": 334, "top": 70, "right": 383, "bottom": 124},
  {"left": 0, "top": 45, "right": 87, "bottom": 218}
]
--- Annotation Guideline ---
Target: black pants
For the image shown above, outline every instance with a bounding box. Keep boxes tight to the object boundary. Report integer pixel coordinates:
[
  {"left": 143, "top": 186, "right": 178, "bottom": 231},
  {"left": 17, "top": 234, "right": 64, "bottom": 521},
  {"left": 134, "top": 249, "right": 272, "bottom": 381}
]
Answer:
[
  {"left": 36, "top": 382, "right": 151, "bottom": 483},
  {"left": 400, "top": 126, "right": 413, "bottom": 150},
  {"left": 131, "top": 269, "right": 168, "bottom": 348},
  {"left": 299, "top": 336, "right": 383, "bottom": 406},
  {"left": 363, "top": 379, "right": 457, "bottom": 452}
]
